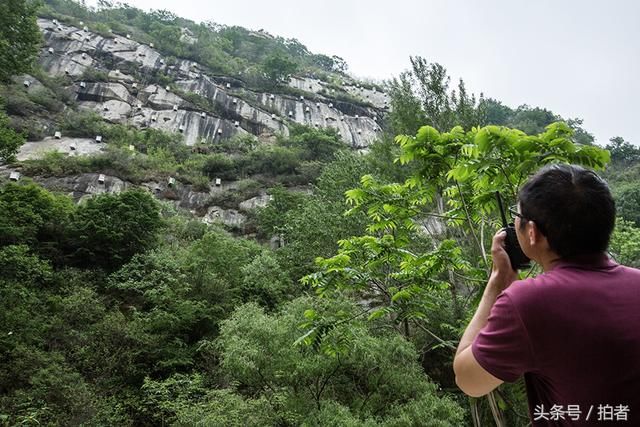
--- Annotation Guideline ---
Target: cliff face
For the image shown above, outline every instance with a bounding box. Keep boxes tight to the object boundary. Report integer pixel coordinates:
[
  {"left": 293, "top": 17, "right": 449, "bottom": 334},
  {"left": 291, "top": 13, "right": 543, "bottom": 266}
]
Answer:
[
  {"left": 4, "top": 18, "right": 390, "bottom": 229},
  {"left": 36, "top": 18, "right": 386, "bottom": 148}
]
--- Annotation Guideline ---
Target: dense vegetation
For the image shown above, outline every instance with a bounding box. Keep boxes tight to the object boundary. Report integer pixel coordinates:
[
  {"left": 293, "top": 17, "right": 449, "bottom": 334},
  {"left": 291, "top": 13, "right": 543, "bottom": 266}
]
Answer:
[{"left": 1, "top": 0, "right": 640, "bottom": 426}]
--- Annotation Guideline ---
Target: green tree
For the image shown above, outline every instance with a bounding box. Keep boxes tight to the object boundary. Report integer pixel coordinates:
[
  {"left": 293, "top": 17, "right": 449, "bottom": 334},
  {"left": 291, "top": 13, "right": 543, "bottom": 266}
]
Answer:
[
  {"left": 215, "top": 298, "right": 464, "bottom": 425},
  {"left": 610, "top": 218, "right": 640, "bottom": 268},
  {"left": 0, "top": 181, "right": 73, "bottom": 262},
  {"left": 387, "top": 57, "right": 484, "bottom": 135},
  {"left": 256, "top": 184, "right": 307, "bottom": 238},
  {"left": 269, "top": 152, "right": 369, "bottom": 281},
  {"left": 279, "top": 124, "right": 344, "bottom": 163},
  {"left": 0, "top": 0, "right": 41, "bottom": 82},
  {"left": 240, "top": 252, "right": 292, "bottom": 310},
  {"left": 387, "top": 72, "right": 426, "bottom": 136},
  {"left": 261, "top": 53, "right": 298, "bottom": 85},
  {"left": 106, "top": 248, "right": 214, "bottom": 377},
  {"left": 69, "top": 189, "right": 163, "bottom": 270},
  {"left": 0, "top": 110, "right": 26, "bottom": 163},
  {"left": 607, "top": 136, "right": 640, "bottom": 165},
  {"left": 300, "top": 122, "right": 610, "bottom": 425},
  {"left": 613, "top": 183, "right": 640, "bottom": 226},
  {"left": 141, "top": 375, "right": 275, "bottom": 426}
]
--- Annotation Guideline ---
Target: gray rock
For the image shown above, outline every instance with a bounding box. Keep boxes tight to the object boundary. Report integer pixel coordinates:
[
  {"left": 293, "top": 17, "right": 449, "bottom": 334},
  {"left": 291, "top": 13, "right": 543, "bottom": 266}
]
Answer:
[
  {"left": 203, "top": 206, "right": 246, "bottom": 228},
  {"left": 239, "top": 194, "right": 272, "bottom": 211},
  {"left": 37, "top": 18, "right": 387, "bottom": 149},
  {"left": 17, "top": 137, "right": 105, "bottom": 160},
  {"left": 35, "top": 173, "right": 128, "bottom": 201},
  {"left": 77, "top": 82, "right": 137, "bottom": 104}
]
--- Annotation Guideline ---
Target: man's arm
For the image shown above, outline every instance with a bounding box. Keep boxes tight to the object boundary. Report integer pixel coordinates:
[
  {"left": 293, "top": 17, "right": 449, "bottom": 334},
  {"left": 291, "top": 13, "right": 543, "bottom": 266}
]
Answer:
[{"left": 453, "top": 231, "right": 517, "bottom": 397}]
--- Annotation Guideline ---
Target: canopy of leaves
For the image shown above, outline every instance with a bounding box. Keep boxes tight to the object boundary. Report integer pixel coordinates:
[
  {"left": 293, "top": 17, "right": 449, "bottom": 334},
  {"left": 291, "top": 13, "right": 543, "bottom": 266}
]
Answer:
[
  {"left": 0, "top": 0, "right": 41, "bottom": 82},
  {"left": 261, "top": 53, "right": 298, "bottom": 85},
  {"left": 68, "top": 188, "right": 164, "bottom": 270},
  {"left": 0, "top": 110, "right": 26, "bottom": 162}
]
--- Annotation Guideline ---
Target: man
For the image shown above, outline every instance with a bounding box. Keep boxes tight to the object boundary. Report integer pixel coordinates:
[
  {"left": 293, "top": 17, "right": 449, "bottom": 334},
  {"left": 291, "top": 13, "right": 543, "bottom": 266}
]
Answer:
[{"left": 453, "top": 164, "right": 640, "bottom": 425}]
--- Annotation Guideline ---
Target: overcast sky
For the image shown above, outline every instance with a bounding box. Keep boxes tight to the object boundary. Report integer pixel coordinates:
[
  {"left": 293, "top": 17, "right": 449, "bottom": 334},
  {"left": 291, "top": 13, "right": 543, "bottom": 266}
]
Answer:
[{"left": 88, "top": 0, "right": 640, "bottom": 146}]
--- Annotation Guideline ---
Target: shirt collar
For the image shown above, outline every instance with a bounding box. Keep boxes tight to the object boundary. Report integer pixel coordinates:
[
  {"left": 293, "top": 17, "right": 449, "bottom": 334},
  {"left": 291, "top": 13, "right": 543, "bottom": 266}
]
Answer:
[{"left": 550, "top": 252, "right": 618, "bottom": 271}]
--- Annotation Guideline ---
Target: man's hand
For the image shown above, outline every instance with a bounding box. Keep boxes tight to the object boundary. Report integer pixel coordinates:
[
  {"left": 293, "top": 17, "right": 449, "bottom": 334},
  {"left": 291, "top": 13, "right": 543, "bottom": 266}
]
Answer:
[
  {"left": 453, "top": 229, "right": 517, "bottom": 396},
  {"left": 489, "top": 230, "right": 518, "bottom": 295}
]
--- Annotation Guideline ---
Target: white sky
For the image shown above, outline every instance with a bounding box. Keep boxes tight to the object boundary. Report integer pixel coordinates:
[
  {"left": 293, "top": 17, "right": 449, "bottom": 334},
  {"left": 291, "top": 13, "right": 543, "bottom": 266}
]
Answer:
[{"left": 87, "top": 0, "right": 640, "bottom": 146}]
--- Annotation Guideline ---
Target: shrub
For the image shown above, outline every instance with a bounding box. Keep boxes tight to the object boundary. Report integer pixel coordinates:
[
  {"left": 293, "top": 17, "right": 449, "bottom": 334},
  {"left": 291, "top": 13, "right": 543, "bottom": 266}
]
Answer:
[
  {"left": 0, "top": 110, "right": 26, "bottom": 161},
  {"left": 80, "top": 67, "right": 109, "bottom": 82},
  {"left": 68, "top": 189, "right": 164, "bottom": 270},
  {"left": 61, "top": 110, "right": 107, "bottom": 137},
  {"left": 246, "top": 145, "right": 301, "bottom": 176},
  {"left": 0, "top": 181, "right": 74, "bottom": 262},
  {"left": 28, "top": 87, "right": 65, "bottom": 112},
  {"left": 202, "top": 153, "right": 237, "bottom": 180},
  {"left": 207, "top": 179, "right": 263, "bottom": 210}
]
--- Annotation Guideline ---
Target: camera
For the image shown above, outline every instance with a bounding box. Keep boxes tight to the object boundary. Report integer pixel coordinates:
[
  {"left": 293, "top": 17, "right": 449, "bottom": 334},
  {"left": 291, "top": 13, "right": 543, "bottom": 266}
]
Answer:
[{"left": 495, "top": 192, "right": 531, "bottom": 270}]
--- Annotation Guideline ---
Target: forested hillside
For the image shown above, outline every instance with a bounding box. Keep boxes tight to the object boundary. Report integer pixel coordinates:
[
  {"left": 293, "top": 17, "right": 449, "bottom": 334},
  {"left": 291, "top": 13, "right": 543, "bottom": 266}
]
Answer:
[{"left": 1, "top": 0, "right": 640, "bottom": 426}]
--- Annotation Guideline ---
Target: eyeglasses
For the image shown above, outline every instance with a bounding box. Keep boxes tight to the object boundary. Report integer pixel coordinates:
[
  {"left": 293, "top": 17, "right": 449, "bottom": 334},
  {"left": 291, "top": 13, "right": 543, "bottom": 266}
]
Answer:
[{"left": 508, "top": 204, "right": 526, "bottom": 222}]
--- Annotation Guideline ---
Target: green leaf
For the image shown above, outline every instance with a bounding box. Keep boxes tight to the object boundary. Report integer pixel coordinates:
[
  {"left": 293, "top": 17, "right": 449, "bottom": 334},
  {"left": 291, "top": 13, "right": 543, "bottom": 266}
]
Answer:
[
  {"left": 391, "top": 289, "right": 412, "bottom": 302},
  {"left": 367, "top": 309, "right": 387, "bottom": 321}
]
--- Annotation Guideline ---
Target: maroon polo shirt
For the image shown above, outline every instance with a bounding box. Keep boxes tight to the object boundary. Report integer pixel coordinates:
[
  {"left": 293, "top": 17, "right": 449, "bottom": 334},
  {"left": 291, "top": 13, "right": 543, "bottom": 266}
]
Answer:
[{"left": 472, "top": 255, "right": 640, "bottom": 425}]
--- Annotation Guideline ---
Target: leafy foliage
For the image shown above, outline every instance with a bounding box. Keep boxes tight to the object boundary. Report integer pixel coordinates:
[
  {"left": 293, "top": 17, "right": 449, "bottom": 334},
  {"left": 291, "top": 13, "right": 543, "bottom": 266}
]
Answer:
[
  {"left": 215, "top": 298, "right": 465, "bottom": 425},
  {"left": 0, "top": 0, "right": 41, "bottom": 82},
  {"left": 0, "top": 110, "right": 26, "bottom": 162},
  {"left": 261, "top": 53, "right": 299, "bottom": 85},
  {"left": 0, "top": 181, "right": 73, "bottom": 262},
  {"left": 1, "top": 0, "right": 637, "bottom": 425},
  {"left": 298, "top": 122, "right": 610, "bottom": 425},
  {"left": 387, "top": 57, "right": 485, "bottom": 135},
  {"left": 68, "top": 189, "right": 163, "bottom": 270},
  {"left": 610, "top": 218, "right": 640, "bottom": 268}
]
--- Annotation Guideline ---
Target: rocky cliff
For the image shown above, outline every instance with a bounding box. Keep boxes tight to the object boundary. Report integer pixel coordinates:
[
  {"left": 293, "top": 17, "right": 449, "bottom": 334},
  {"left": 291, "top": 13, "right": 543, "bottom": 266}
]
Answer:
[
  {"left": 3, "top": 17, "right": 390, "bottom": 230},
  {"left": 36, "top": 18, "right": 386, "bottom": 148}
]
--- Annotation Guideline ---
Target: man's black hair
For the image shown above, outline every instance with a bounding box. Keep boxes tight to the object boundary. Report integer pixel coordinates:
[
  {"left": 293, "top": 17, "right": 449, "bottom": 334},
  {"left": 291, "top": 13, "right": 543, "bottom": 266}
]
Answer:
[{"left": 517, "top": 163, "right": 615, "bottom": 259}]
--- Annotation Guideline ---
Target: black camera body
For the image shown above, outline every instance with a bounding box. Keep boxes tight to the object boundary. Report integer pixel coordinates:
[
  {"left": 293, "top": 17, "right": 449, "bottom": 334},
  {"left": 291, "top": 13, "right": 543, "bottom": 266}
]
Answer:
[
  {"left": 495, "top": 192, "right": 531, "bottom": 271},
  {"left": 503, "top": 223, "right": 531, "bottom": 270}
]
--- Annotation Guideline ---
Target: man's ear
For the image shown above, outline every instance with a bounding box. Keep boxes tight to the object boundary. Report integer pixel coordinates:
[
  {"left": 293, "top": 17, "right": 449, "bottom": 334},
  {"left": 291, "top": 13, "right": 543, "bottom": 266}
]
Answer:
[{"left": 527, "top": 221, "right": 546, "bottom": 248}]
